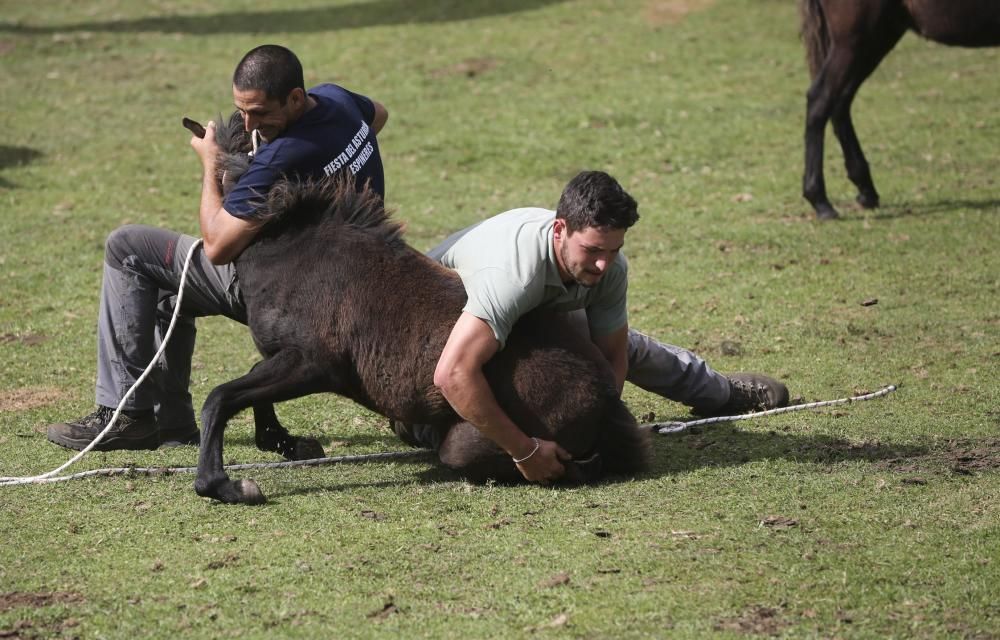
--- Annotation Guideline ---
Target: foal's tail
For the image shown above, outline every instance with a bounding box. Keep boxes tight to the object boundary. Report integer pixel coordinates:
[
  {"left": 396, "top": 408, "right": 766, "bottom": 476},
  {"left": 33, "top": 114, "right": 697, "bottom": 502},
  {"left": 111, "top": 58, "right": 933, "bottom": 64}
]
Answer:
[
  {"left": 595, "top": 400, "right": 652, "bottom": 475},
  {"left": 799, "top": 0, "right": 829, "bottom": 78}
]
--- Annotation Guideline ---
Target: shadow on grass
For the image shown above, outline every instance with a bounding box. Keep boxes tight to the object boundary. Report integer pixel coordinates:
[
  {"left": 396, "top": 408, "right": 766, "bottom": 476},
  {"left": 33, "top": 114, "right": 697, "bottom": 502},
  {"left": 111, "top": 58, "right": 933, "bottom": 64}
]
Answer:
[
  {"left": 247, "top": 421, "right": 938, "bottom": 500},
  {"left": 0, "top": 0, "right": 569, "bottom": 35},
  {"left": 835, "top": 198, "right": 1000, "bottom": 222},
  {"left": 648, "top": 423, "right": 928, "bottom": 475},
  {"left": 0, "top": 145, "right": 43, "bottom": 188},
  {"left": 226, "top": 430, "right": 403, "bottom": 451}
]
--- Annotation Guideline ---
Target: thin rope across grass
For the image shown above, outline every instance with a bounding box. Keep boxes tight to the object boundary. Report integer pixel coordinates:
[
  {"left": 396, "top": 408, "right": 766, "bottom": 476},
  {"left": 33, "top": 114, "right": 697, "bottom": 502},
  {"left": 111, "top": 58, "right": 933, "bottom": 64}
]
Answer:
[
  {"left": 6, "top": 449, "right": 435, "bottom": 485},
  {"left": 2, "top": 385, "right": 899, "bottom": 486},
  {"left": 0, "top": 234, "right": 899, "bottom": 487},
  {"left": 647, "top": 384, "right": 898, "bottom": 434}
]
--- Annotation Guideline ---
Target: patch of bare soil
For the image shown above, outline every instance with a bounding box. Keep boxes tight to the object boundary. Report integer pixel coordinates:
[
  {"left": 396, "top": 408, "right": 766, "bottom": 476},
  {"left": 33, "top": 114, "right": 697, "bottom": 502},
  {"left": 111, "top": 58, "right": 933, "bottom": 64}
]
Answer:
[
  {"left": 0, "top": 386, "right": 70, "bottom": 414},
  {"left": 430, "top": 57, "right": 498, "bottom": 79},
  {"left": 714, "top": 605, "right": 788, "bottom": 636},
  {"left": 644, "top": 0, "right": 716, "bottom": 27},
  {"left": 876, "top": 438, "right": 1000, "bottom": 477},
  {"left": 0, "top": 591, "right": 84, "bottom": 613},
  {"left": 0, "top": 333, "right": 48, "bottom": 347}
]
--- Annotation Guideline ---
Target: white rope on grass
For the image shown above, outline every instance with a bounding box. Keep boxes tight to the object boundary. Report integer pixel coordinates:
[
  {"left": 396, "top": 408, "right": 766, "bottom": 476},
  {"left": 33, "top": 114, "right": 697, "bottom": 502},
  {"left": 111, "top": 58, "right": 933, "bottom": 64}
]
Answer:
[
  {"left": 5, "top": 449, "right": 435, "bottom": 485},
  {"left": 0, "top": 228, "right": 900, "bottom": 486},
  {"left": 645, "top": 384, "right": 899, "bottom": 434},
  {"left": 3, "top": 383, "right": 899, "bottom": 486},
  {"left": 0, "top": 239, "right": 205, "bottom": 487}
]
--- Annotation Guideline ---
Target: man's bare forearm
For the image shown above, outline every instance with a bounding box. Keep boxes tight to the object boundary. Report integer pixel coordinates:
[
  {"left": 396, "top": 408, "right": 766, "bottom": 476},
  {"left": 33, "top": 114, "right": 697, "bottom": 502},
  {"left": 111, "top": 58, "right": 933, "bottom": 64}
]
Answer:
[{"left": 437, "top": 365, "right": 537, "bottom": 460}]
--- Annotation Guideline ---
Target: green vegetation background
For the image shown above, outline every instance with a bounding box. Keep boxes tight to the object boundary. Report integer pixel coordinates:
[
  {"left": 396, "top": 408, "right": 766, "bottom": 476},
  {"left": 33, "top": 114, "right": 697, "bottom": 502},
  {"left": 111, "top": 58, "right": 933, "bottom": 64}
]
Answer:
[{"left": 1, "top": 1, "right": 997, "bottom": 637}]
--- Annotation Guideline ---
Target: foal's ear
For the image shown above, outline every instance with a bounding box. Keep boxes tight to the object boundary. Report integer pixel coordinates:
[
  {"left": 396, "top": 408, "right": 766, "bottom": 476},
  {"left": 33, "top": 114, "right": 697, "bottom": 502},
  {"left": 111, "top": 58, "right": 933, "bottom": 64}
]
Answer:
[{"left": 182, "top": 117, "right": 206, "bottom": 139}]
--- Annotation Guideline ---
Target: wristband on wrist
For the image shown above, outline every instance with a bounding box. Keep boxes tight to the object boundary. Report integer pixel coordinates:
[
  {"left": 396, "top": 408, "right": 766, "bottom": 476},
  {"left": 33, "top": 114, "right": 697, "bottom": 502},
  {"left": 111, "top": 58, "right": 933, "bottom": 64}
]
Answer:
[{"left": 512, "top": 437, "right": 540, "bottom": 464}]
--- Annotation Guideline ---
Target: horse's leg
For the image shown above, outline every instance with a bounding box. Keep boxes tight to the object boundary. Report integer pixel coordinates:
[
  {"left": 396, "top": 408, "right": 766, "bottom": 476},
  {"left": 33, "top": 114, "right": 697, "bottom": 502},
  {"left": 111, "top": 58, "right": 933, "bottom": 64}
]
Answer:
[
  {"left": 194, "top": 350, "right": 330, "bottom": 504},
  {"left": 831, "top": 26, "right": 906, "bottom": 210},
  {"left": 804, "top": 51, "right": 853, "bottom": 220},
  {"left": 802, "top": 60, "right": 849, "bottom": 220},
  {"left": 253, "top": 402, "right": 326, "bottom": 461}
]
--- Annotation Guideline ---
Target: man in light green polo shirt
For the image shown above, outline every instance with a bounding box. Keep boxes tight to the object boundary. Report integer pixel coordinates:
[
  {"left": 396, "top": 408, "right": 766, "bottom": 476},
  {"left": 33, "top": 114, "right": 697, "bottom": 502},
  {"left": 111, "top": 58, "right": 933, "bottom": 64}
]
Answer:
[{"left": 410, "top": 171, "right": 788, "bottom": 484}]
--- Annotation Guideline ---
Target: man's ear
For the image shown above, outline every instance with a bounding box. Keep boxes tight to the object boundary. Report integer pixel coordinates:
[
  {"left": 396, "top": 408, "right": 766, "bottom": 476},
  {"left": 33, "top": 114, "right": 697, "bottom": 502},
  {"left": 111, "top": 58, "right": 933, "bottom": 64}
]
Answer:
[
  {"left": 553, "top": 217, "right": 566, "bottom": 241},
  {"left": 288, "top": 87, "right": 307, "bottom": 109}
]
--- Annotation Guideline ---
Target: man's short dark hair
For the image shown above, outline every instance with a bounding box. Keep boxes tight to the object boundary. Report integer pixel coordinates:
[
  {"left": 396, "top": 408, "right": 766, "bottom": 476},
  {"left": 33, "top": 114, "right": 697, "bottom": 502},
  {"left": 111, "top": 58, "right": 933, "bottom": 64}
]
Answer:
[
  {"left": 556, "top": 171, "right": 639, "bottom": 233},
  {"left": 232, "top": 45, "right": 304, "bottom": 104}
]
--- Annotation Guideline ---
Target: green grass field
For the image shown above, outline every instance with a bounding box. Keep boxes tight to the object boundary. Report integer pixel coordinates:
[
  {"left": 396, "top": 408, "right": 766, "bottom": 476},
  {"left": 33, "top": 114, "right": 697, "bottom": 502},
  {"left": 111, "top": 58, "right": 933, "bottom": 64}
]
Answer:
[{"left": 1, "top": 1, "right": 997, "bottom": 637}]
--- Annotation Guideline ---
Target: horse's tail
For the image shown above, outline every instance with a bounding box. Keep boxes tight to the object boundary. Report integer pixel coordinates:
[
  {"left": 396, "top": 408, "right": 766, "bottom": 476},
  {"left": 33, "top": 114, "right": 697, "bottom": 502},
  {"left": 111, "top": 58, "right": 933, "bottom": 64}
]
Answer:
[
  {"left": 595, "top": 399, "right": 652, "bottom": 474},
  {"left": 799, "top": 0, "right": 829, "bottom": 78}
]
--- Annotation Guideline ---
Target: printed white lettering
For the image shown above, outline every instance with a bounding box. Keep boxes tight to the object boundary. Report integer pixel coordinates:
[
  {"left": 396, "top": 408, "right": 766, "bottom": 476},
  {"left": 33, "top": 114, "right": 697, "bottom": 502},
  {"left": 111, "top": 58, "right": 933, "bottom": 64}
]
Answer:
[
  {"left": 322, "top": 121, "right": 372, "bottom": 176},
  {"left": 349, "top": 142, "right": 374, "bottom": 174}
]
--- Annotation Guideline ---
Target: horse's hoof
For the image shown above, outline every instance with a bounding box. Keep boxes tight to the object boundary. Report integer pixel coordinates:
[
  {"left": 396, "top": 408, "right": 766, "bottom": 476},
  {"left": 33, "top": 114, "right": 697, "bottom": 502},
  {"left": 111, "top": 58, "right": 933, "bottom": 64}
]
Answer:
[
  {"left": 815, "top": 204, "right": 840, "bottom": 220},
  {"left": 197, "top": 476, "right": 267, "bottom": 505},
  {"left": 856, "top": 192, "right": 880, "bottom": 209},
  {"left": 290, "top": 437, "right": 325, "bottom": 461},
  {"left": 234, "top": 478, "right": 266, "bottom": 505}
]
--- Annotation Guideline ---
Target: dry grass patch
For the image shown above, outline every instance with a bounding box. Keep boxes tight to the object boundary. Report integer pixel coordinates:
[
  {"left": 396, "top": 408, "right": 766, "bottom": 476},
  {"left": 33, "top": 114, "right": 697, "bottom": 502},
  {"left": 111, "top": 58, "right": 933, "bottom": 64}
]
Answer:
[
  {"left": 644, "top": 0, "right": 715, "bottom": 26},
  {"left": 0, "top": 386, "right": 70, "bottom": 414}
]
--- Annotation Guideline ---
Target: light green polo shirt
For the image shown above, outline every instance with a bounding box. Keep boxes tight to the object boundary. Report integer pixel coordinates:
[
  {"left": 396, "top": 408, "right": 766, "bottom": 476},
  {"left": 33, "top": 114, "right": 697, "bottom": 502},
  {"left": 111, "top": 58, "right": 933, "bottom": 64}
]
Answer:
[{"left": 428, "top": 207, "right": 629, "bottom": 349}]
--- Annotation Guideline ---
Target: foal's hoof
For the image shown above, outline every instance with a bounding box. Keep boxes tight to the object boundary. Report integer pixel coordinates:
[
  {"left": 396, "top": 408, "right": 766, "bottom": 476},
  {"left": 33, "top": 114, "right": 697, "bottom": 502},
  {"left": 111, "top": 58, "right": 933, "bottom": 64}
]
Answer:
[
  {"left": 290, "top": 437, "right": 325, "bottom": 461},
  {"left": 235, "top": 478, "right": 266, "bottom": 505},
  {"left": 201, "top": 478, "right": 266, "bottom": 505},
  {"left": 194, "top": 475, "right": 267, "bottom": 504}
]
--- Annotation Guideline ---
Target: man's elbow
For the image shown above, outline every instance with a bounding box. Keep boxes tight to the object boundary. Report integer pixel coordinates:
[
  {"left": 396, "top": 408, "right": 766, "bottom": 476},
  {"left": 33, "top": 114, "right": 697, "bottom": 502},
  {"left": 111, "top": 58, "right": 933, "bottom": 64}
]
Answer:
[
  {"left": 202, "top": 240, "right": 233, "bottom": 266},
  {"left": 372, "top": 102, "right": 389, "bottom": 134},
  {"left": 433, "top": 361, "right": 469, "bottom": 400},
  {"left": 432, "top": 364, "right": 453, "bottom": 396}
]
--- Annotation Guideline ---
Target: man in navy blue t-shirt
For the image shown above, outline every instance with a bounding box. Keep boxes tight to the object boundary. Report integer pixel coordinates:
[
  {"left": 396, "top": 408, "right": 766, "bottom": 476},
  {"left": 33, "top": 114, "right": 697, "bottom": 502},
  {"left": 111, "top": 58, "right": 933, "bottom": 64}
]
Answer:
[{"left": 48, "top": 45, "right": 388, "bottom": 452}]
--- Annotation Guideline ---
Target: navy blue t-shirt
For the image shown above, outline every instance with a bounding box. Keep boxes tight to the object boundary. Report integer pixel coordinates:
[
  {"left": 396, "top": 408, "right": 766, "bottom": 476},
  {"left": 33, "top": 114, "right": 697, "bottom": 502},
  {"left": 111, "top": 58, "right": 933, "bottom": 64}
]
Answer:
[{"left": 223, "top": 83, "right": 384, "bottom": 219}]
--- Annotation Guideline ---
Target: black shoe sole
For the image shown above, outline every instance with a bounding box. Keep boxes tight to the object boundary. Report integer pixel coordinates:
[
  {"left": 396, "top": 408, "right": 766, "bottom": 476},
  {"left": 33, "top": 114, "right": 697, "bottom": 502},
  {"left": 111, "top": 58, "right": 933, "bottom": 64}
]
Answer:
[
  {"left": 159, "top": 432, "right": 200, "bottom": 448},
  {"left": 47, "top": 432, "right": 160, "bottom": 452}
]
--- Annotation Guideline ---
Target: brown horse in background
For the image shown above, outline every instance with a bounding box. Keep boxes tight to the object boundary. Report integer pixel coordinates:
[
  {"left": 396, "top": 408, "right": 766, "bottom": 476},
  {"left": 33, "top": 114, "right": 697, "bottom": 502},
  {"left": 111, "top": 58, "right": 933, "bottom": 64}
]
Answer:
[{"left": 800, "top": 0, "right": 1000, "bottom": 219}]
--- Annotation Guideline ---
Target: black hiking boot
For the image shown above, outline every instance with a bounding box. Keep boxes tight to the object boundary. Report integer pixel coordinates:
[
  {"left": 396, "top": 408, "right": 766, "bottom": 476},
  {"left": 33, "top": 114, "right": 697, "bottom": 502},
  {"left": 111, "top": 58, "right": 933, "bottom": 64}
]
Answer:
[
  {"left": 47, "top": 406, "right": 159, "bottom": 451},
  {"left": 693, "top": 373, "right": 789, "bottom": 417},
  {"left": 159, "top": 423, "right": 200, "bottom": 448}
]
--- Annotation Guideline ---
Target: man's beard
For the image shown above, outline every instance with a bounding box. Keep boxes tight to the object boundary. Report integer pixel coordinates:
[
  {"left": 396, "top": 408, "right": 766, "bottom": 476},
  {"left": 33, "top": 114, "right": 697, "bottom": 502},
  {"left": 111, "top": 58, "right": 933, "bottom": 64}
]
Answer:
[{"left": 560, "top": 243, "right": 600, "bottom": 288}]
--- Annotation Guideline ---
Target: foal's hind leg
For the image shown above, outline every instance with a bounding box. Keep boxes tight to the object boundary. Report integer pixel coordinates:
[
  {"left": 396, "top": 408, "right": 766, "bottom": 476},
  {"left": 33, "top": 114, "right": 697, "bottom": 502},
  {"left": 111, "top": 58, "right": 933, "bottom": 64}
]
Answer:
[
  {"left": 253, "top": 402, "right": 326, "bottom": 461},
  {"left": 195, "top": 350, "right": 330, "bottom": 504}
]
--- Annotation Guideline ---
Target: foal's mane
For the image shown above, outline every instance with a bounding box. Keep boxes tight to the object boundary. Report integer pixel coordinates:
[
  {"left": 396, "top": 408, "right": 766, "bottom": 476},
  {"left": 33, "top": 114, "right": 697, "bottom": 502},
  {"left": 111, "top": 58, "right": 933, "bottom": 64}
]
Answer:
[{"left": 260, "top": 177, "right": 405, "bottom": 250}]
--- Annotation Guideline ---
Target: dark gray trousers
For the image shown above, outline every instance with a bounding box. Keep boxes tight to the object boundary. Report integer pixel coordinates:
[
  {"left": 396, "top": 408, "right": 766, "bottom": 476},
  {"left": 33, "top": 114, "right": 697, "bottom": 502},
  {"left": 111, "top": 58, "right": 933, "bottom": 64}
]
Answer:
[{"left": 95, "top": 225, "right": 246, "bottom": 429}]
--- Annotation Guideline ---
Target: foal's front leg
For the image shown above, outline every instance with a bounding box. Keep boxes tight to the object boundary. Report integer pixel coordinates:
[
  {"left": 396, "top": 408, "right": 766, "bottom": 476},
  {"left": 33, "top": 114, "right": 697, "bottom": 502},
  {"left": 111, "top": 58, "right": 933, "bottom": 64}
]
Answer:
[{"left": 195, "top": 350, "right": 328, "bottom": 504}]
